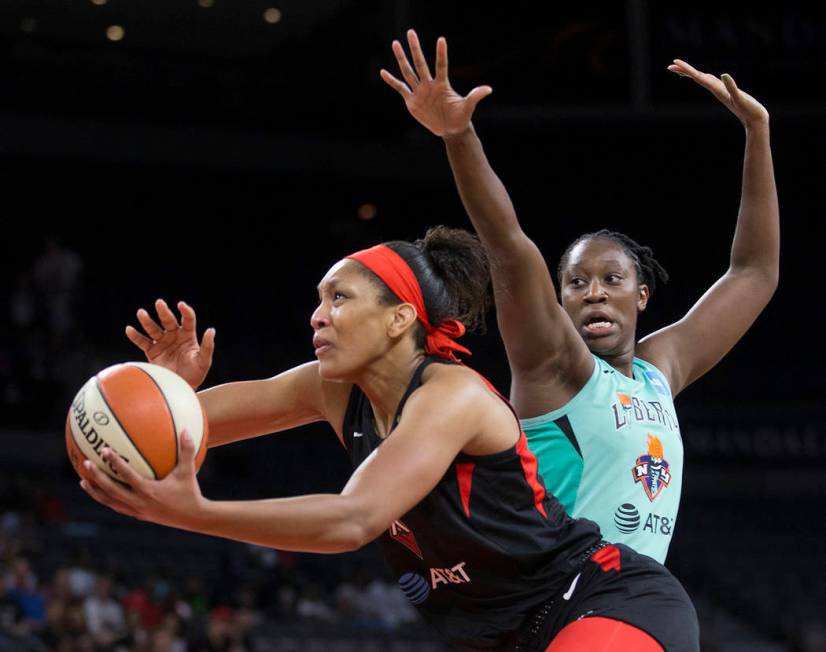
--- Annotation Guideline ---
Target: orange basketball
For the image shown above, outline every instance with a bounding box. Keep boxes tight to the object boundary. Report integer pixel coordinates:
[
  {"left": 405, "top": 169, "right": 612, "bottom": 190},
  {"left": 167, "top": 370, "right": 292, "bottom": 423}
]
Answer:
[{"left": 65, "top": 362, "right": 208, "bottom": 482}]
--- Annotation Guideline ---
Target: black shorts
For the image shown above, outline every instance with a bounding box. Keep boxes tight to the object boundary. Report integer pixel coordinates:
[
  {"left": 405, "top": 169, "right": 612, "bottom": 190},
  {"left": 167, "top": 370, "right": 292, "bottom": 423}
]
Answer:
[{"left": 517, "top": 543, "right": 699, "bottom": 652}]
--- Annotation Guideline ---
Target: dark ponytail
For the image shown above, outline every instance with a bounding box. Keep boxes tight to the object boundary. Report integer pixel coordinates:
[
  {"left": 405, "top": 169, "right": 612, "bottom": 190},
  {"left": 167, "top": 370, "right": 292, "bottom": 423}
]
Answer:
[{"left": 361, "top": 226, "right": 491, "bottom": 342}]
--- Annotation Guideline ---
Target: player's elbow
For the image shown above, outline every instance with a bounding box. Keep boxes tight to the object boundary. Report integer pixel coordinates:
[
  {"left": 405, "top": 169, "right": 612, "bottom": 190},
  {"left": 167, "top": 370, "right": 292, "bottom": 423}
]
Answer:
[
  {"left": 327, "top": 525, "right": 369, "bottom": 553},
  {"left": 751, "top": 261, "right": 780, "bottom": 293},
  {"left": 728, "top": 264, "right": 779, "bottom": 303},
  {"left": 332, "top": 498, "right": 389, "bottom": 552},
  {"left": 765, "top": 266, "right": 780, "bottom": 293}
]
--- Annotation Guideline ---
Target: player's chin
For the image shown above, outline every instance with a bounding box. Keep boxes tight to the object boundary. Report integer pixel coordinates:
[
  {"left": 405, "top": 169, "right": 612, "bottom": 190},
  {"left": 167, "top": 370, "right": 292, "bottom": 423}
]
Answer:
[
  {"left": 317, "top": 359, "right": 340, "bottom": 381},
  {"left": 583, "top": 331, "right": 624, "bottom": 355},
  {"left": 317, "top": 356, "right": 353, "bottom": 382}
]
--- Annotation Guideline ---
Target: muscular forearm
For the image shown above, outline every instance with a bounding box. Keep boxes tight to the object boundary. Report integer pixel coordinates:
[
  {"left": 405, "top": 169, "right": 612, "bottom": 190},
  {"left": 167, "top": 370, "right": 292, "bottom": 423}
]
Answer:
[
  {"left": 198, "top": 377, "right": 320, "bottom": 448},
  {"left": 729, "top": 122, "right": 780, "bottom": 282},
  {"left": 443, "top": 125, "right": 527, "bottom": 255},
  {"left": 190, "top": 493, "right": 368, "bottom": 553}
]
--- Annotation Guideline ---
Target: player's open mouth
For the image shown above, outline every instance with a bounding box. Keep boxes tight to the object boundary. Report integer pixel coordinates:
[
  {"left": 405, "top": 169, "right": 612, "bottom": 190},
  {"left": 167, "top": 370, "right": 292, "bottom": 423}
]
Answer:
[{"left": 583, "top": 317, "right": 615, "bottom": 334}]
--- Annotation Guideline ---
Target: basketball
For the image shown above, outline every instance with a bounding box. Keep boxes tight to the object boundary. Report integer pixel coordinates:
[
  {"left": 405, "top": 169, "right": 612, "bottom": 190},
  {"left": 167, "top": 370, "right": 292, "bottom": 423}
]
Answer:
[{"left": 65, "top": 362, "right": 208, "bottom": 482}]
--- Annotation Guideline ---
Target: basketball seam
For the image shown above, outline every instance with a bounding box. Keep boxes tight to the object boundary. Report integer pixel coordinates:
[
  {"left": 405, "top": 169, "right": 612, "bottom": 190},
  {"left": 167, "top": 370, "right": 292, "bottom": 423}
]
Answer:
[
  {"left": 94, "top": 375, "right": 158, "bottom": 480},
  {"left": 136, "top": 366, "right": 180, "bottom": 470}
]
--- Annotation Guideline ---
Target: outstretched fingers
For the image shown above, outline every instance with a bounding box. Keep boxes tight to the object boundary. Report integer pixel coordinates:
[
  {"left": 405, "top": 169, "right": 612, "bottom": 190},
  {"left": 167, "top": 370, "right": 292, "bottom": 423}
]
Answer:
[
  {"left": 179, "top": 301, "right": 198, "bottom": 335},
  {"left": 720, "top": 73, "right": 740, "bottom": 102},
  {"left": 155, "top": 299, "right": 181, "bottom": 333},
  {"left": 125, "top": 325, "right": 153, "bottom": 352},
  {"left": 406, "top": 29, "right": 433, "bottom": 82},
  {"left": 200, "top": 328, "right": 216, "bottom": 366},
  {"left": 435, "top": 36, "right": 448, "bottom": 83},
  {"left": 380, "top": 68, "right": 412, "bottom": 97},
  {"left": 668, "top": 59, "right": 731, "bottom": 106},
  {"left": 136, "top": 307, "right": 164, "bottom": 340},
  {"left": 392, "top": 39, "right": 419, "bottom": 89}
]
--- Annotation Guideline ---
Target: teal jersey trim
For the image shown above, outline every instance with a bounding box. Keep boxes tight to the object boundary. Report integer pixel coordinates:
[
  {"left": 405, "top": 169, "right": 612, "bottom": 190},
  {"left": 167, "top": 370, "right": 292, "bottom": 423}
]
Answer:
[{"left": 521, "top": 416, "right": 584, "bottom": 513}]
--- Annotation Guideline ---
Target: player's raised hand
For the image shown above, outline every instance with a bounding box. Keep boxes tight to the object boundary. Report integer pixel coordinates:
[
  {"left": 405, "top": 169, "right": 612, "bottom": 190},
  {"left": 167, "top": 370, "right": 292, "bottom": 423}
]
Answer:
[
  {"left": 126, "top": 299, "right": 215, "bottom": 389},
  {"left": 381, "top": 30, "right": 492, "bottom": 138},
  {"left": 668, "top": 59, "right": 769, "bottom": 128}
]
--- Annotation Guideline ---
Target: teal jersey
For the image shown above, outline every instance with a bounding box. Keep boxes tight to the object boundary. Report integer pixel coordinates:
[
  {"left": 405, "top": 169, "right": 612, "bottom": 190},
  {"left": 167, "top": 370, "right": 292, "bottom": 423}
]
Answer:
[{"left": 520, "top": 355, "right": 683, "bottom": 563}]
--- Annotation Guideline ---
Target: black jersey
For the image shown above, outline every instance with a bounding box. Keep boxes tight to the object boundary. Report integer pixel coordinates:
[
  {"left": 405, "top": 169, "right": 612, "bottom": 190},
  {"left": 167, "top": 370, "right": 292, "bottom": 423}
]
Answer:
[{"left": 342, "top": 357, "right": 603, "bottom": 650}]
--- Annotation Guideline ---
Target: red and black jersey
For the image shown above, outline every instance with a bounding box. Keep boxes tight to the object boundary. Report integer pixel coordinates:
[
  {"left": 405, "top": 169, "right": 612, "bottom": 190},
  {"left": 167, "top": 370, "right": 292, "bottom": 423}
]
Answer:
[{"left": 342, "top": 357, "right": 603, "bottom": 650}]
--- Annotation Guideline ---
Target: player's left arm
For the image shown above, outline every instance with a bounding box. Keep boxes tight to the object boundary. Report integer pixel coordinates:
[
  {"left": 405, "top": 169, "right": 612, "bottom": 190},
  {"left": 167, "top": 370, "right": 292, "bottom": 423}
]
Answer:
[
  {"left": 638, "top": 61, "right": 779, "bottom": 397},
  {"left": 78, "top": 368, "right": 489, "bottom": 553}
]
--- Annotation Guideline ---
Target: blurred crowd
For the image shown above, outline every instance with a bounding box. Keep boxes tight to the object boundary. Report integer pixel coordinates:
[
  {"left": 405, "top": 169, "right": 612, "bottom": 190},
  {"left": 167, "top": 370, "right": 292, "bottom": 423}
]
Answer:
[{"left": 0, "top": 473, "right": 424, "bottom": 652}]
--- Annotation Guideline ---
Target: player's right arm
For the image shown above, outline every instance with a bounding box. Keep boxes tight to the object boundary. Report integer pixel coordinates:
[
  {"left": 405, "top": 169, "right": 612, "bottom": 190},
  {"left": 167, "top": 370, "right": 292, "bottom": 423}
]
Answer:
[{"left": 381, "top": 31, "right": 593, "bottom": 415}]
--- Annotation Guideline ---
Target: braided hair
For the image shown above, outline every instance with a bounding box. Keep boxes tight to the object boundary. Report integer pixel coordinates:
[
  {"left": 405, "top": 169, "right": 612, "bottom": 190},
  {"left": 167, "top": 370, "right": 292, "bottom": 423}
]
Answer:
[{"left": 557, "top": 229, "right": 669, "bottom": 295}]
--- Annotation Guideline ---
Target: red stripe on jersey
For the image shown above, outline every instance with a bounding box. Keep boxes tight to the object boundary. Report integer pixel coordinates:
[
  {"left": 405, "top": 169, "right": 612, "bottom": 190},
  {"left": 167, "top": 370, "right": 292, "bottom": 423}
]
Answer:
[
  {"left": 591, "top": 545, "right": 622, "bottom": 573},
  {"left": 470, "top": 369, "right": 547, "bottom": 519},
  {"left": 516, "top": 433, "right": 548, "bottom": 519},
  {"left": 456, "top": 463, "right": 475, "bottom": 519}
]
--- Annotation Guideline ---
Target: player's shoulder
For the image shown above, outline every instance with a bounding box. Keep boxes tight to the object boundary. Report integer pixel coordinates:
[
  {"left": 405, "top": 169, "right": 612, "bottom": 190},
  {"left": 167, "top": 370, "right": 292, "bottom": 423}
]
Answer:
[
  {"left": 424, "top": 360, "right": 484, "bottom": 386},
  {"left": 420, "top": 362, "right": 502, "bottom": 407}
]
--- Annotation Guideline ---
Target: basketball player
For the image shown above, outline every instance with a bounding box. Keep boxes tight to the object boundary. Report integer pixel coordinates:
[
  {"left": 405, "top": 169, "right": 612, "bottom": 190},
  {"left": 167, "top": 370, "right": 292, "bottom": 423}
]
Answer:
[
  {"left": 381, "top": 31, "right": 780, "bottom": 563},
  {"left": 80, "top": 227, "right": 699, "bottom": 650}
]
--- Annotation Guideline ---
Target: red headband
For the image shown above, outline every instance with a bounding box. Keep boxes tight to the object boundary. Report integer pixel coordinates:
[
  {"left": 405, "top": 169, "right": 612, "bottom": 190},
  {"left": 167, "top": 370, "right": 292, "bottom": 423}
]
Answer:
[{"left": 346, "top": 245, "right": 471, "bottom": 362}]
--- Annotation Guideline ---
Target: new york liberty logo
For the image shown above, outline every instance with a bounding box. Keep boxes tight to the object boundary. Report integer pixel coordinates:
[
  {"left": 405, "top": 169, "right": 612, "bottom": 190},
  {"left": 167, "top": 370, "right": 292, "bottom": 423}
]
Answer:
[{"left": 632, "top": 435, "right": 671, "bottom": 501}]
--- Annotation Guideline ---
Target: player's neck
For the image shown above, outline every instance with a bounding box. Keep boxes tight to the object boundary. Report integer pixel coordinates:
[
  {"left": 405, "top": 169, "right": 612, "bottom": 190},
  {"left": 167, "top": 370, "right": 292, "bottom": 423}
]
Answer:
[
  {"left": 357, "top": 348, "right": 426, "bottom": 438},
  {"left": 598, "top": 348, "right": 636, "bottom": 379}
]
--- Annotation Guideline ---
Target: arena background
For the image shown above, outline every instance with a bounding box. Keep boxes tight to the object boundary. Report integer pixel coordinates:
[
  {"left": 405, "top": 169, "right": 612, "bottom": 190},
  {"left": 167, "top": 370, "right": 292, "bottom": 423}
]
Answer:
[{"left": 1, "top": 2, "right": 824, "bottom": 650}]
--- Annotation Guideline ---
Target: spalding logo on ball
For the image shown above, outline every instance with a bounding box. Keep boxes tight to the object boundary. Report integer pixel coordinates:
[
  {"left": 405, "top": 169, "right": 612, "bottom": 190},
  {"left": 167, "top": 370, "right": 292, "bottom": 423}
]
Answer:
[{"left": 65, "top": 362, "right": 208, "bottom": 481}]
